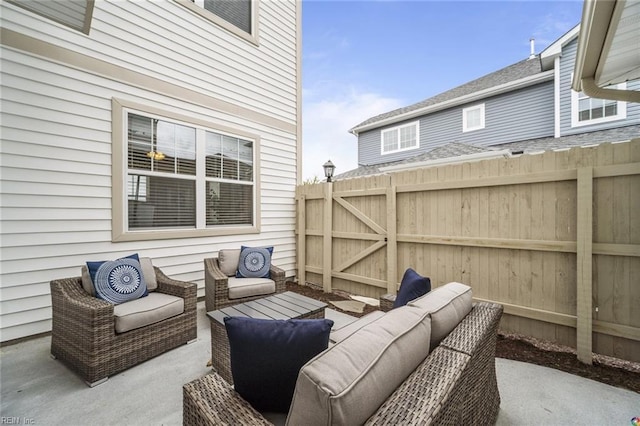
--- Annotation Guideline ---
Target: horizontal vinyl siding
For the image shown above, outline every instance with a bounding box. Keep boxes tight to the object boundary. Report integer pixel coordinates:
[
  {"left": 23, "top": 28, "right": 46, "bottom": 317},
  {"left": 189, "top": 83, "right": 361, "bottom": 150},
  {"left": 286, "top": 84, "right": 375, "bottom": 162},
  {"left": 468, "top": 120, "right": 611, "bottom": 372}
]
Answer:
[
  {"left": 358, "top": 81, "right": 554, "bottom": 166},
  {"left": 559, "top": 38, "right": 640, "bottom": 135},
  {"left": 0, "top": 0, "right": 298, "bottom": 342}
]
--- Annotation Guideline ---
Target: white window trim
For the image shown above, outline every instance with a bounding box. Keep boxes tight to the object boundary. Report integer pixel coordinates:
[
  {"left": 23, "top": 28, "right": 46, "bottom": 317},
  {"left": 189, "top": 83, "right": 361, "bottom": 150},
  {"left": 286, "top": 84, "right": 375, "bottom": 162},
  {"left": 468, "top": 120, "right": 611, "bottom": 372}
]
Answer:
[
  {"left": 175, "top": 0, "right": 259, "bottom": 46},
  {"left": 571, "top": 82, "right": 627, "bottom": 128},
  {"left": 380, "top": 121, "right": 419, "bottom": 155},
  {"left": 112, "top": 98, "right": 261, "bottom": 242},
  {"left": 462, "top": 104, "right": 485, "bottom": 133}
]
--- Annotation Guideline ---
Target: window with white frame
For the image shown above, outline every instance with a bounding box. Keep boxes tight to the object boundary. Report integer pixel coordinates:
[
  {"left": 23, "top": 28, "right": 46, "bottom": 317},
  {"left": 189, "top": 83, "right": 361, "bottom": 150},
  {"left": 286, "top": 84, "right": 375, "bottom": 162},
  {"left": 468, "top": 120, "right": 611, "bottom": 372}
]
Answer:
[
  {"left": 381, "top": 121, "right": 419, "bottom": 154},
  {"left": 118, "top": 106, "right": 257, "bottom": 240},
  {"left": 7, "top": 0, "right": 94, "bottom": 34},
  {"left": 182, "top": 0, "right": 255, "bottom": 42},
  {"left": 462, "top": 104, "right": 485, "bottom": 132},
  {"left": 571, "top": 83, "right": 626, "bottom": 127}
]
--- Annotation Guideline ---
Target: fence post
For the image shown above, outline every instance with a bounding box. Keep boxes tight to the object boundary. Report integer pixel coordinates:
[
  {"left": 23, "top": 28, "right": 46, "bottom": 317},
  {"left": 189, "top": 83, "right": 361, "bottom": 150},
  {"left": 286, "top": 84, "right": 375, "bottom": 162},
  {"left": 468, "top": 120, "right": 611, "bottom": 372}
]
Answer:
[
  {"left": 297, "top": 193, "right": 306, "bottom": 287},
  {"left": 576, "top": 166, "right": 593, "bottom": 364},
  {"left": 323, "top": 182, "right": 333, "bottom": 293},
  {"left": 387, "top": 175, "right": 397, "bottom": 294}
]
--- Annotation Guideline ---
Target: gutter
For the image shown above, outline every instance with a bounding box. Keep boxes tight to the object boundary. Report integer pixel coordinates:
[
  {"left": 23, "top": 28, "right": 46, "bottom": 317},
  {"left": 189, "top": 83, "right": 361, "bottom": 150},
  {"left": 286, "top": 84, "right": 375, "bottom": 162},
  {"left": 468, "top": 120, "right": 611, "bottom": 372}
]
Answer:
[
  {"left": 350, "top": 70, "right": 554, "bottom": 136},
  {"left": 379, "top": 149, "right": 512, "bottom": 172}
]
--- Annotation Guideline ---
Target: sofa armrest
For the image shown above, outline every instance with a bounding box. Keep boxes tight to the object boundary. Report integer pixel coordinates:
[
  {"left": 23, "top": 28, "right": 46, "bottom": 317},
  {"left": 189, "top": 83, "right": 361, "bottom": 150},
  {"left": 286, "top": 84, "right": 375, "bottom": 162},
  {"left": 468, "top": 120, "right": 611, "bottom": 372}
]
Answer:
[
  {"left": 365, "top": 346, "right": 471, "bottom": 425},
  {"left": 269, "top": 263, "right": 286, "bottom": 292},
  {"left": 204, "top": 257, "right": 230, "bottom": 312},
  {"left": 183, "top": 373, "right": 272, "bottom": 426},
  {"left": 155, "top": 267, "right": 197, "bottom": 299},
  {"left": 50, "top": 277, "right": 115, "bottom": 352},
  {"left": 379, "top": 294, "right": 395, "bottom": 312}
]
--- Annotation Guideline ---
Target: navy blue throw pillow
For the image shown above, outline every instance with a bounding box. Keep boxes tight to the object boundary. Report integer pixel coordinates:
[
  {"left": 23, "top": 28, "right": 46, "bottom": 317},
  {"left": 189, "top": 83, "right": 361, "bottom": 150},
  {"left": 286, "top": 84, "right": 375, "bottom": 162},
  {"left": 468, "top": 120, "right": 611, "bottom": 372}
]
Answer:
[
  {"left": 394, "top": 268, "right": 431, "bottom": 308},
  {"left": 224, "top": 317, "right": 334, "bottom": 413},
  {"left": 86, "top": 253, "right": 148, "bottom": 305}
]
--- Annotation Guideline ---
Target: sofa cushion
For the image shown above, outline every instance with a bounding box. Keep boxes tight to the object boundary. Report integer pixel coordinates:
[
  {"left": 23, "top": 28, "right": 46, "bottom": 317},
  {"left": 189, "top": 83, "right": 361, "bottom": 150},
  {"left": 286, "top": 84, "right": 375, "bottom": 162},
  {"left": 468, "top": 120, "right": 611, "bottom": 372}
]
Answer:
[
  {"left": 287, "top": 304, "right": 431, "bottom": 426},
  {"left": 87, "top": 253, "right": 148, "bottom": 305},
  {"left": 81, "top": 256, "right": 156, "bottom": 296},
  {"left": 408, "top": 281, "right": 472, "bottom": 349},
  {"left": 236, "top": 246, "right": 273, "bottom": 279},
  {"left": 394, "top": 268, "right": 431, "bottom": 308},
  {"left": 113, "top": 292, "right": 184, "bottom": 333},
  {"left": 329, "top": 310, "right": 386, "bottom": 344},
  {"left": 228, "top": 277, "right": 275, "bottom": 300},
  {"left": 218, "top": 249, "right": 241, "bottom": 276},
  {"left": 224, "top": 317, "right": 334, "bottom": 413}
]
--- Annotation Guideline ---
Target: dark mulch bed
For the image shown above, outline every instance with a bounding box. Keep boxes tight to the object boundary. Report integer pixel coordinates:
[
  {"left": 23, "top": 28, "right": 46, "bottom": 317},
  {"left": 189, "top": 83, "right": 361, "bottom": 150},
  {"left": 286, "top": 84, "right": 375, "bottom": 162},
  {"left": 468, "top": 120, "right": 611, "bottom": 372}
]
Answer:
[{"left": 286, "top": 281, "right": 640, "bottom": 393}]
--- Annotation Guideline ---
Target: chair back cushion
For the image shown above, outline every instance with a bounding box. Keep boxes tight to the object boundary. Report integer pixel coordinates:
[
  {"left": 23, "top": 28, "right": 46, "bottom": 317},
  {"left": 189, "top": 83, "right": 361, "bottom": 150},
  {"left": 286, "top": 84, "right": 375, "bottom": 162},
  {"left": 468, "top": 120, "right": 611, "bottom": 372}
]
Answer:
[
  {"left": 287, "top": 304, "right": 431, "bottom": 426},
  {"left": 408, "top": 281, "right": 472, "bottom": 349},
  {"left": 113, "top": 292, "right": 184, "bottom": 333},
  {"left": 218, "top": 249, "right": 241, "bottom": 276}
]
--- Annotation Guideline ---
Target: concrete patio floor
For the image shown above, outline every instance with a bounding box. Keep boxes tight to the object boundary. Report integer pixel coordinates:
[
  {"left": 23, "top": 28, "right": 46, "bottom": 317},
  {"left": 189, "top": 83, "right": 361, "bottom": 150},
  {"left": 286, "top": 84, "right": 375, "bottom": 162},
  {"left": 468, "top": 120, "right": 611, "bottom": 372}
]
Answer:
[{"left": 1, "top": 301, "right": 638, "bottom": 425}]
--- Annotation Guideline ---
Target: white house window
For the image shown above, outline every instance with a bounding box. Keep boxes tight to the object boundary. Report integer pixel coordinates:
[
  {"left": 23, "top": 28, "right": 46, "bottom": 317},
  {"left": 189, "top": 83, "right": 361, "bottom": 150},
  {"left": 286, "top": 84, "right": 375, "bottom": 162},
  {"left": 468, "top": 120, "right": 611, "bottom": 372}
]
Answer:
[
  {"left": 114, "top": 99, "right": 259, "bottom": 241},
  {"left": 462, "top": 104, "right": 485, "bottom": 132},
  {"left": 7, "top": 0, "right": 94, "bottom": 34},
  {"left": 571, "top": 83, "right": 626, "bottom": 127},
  {"left": 381, "top": 121, "right": 419, "bottom": 154},
  {"left": 182, "top": 0, "right": 257, "bottom": 44}
]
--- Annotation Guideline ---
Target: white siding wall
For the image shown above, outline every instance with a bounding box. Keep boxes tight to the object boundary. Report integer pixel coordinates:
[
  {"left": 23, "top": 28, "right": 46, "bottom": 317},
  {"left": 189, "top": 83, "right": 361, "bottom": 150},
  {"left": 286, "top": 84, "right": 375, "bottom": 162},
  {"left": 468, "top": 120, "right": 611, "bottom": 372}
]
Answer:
[{"left": 0, "top": 0, "right": 300, "bottom": 342}]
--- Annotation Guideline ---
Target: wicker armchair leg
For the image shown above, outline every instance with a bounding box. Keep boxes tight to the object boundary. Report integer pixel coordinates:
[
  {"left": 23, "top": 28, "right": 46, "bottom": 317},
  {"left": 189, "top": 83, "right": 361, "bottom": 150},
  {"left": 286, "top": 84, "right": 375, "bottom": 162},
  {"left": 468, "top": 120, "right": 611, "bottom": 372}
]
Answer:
[{"left": 87, "top": 377, "right": 109, "bottom": 387}]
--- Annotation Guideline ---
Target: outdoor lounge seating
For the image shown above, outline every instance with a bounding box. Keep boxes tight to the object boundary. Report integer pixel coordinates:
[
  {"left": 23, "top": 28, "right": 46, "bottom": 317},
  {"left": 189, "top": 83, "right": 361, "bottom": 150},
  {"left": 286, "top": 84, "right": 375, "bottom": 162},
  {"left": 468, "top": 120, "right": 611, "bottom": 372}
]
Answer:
[
  {"left": 183, "top": 282, "right": 504, "bottom": 425},
  {"left": 50, "top": 266, "right": 197, "bottom": 387},
  {"left": 204, "top": 248, "right": 286, "bottom": 311}
]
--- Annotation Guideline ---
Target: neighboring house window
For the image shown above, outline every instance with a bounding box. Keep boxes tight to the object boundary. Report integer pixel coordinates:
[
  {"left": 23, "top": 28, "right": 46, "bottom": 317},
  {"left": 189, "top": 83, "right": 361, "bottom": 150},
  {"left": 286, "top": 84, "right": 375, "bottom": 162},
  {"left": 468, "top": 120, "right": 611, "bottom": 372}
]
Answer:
[
  {"left": 381, "top": 121, "right": 419, "bottom": 154},
  {"left": 462, "top": 104, "right": 485, "bottom": 132},
  {"left": 180, "top": 0, "right": 257, "bottom": 44},
  {"left": 113, "top": 99, "right": 259, "bottom": 241},
  {"left": 571, "top": 83, "right": 627, "bottom": 127},
  {"left": 7, "top": 0, "right": 94, "bottom": 34}
]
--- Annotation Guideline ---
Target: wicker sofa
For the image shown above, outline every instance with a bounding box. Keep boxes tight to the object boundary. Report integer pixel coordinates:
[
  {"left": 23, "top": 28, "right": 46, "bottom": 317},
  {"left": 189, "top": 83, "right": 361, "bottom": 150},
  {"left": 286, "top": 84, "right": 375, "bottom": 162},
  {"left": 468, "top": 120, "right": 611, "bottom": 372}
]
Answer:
[
  {"left": 183, "top": 282, "right": 503, "bottom": 425},
  {"left": 50, "top": 267, "right": 197, "bottom": 386}
]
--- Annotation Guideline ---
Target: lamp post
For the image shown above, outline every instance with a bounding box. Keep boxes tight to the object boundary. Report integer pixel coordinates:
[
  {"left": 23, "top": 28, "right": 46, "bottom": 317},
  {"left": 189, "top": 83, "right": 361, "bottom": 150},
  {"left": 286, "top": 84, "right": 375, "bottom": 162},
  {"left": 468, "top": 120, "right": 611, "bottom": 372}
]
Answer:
[{"left": 323, "top": 160, "right": 335, "bottom": 183}]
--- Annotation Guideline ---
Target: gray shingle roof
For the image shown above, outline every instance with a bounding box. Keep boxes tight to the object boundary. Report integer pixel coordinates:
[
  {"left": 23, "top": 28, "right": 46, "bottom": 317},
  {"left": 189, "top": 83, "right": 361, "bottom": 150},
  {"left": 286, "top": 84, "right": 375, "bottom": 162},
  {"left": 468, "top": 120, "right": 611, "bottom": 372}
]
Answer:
[
  {"left": 334, "top": 125, "right": 640, "bottom": 180},
  {"left": 352, "top": 57, "right": 543, "bottom": 131}
]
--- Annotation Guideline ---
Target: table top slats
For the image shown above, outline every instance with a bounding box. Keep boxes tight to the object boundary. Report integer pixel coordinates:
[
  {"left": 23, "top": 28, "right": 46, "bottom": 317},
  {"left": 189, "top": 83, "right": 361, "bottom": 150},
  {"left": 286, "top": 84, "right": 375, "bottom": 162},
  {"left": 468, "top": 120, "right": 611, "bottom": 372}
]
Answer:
[{"left": 207, "top": 291, "right": 327, "bottom": 325}]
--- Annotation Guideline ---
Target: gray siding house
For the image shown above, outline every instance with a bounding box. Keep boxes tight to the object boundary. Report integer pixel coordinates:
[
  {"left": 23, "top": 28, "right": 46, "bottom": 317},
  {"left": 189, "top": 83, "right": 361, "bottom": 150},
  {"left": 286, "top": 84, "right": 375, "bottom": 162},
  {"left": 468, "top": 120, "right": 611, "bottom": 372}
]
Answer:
[{"left": 343, "top": 25, "right": 639, "bottom": 179}]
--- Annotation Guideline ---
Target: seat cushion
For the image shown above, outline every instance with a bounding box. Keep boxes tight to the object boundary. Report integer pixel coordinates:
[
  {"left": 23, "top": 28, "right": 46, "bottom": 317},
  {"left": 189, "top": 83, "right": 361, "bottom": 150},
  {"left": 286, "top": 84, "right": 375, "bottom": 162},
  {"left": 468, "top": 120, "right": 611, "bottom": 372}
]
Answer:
[
  {"left": 113, "top": 292, "right": 184, "bottom": 333},
  {"left": 287, "top": 304, "right": 432, "bottom": 426},
  {"left": 329, "top": 310, "right": 386, "bottom": 344},
  {"left": 408, "top": 281, "right": 472, "bottom": 349},
  {"left": 224, "top": 317, "right": 334, "bottom": 413},
  {"left": 227, "top": 277, "right": 276, "bottom": 300},
  {"left": 236, "top": 246, "right": 273, "bottom": 279},
  {"left": 218, "top": 249, "right": 241, "bottom": 276},
  {"left": 394, "top": 268, "right": 431, "bottom": 308}
]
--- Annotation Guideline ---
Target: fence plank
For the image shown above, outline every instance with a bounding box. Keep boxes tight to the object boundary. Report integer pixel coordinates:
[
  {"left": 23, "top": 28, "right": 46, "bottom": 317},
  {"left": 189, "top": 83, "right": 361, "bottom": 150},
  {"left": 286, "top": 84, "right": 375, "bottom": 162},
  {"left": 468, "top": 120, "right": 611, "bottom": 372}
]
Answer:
[{"left": 576, "top": 167, "right": 594, "bottom": 364}]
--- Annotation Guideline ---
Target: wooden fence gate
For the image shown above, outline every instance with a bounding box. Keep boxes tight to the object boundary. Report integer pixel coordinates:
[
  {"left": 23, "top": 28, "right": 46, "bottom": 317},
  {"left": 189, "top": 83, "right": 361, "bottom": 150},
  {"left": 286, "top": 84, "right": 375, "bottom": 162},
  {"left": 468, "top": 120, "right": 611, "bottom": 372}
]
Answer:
[{"left": 296, "top": 140, "right": 640, "bottom": 363}]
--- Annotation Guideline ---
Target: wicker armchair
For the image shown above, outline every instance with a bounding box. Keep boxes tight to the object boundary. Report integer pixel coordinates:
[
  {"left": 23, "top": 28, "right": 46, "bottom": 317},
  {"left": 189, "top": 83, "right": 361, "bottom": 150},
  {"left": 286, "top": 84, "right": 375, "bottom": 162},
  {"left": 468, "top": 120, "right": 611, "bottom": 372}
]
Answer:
[
  {"left": 50, "top": 267, "right": 197, "bottom": 387},
  {"left": 204, "top": 256, "right": 286, "bottom": 312}
]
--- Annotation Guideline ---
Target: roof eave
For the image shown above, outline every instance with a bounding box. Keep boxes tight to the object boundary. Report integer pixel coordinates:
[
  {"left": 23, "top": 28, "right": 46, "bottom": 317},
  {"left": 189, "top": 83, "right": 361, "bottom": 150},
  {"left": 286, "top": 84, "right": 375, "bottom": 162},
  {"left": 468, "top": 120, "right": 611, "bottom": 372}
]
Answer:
[
  {"left": 350, "top": 70, "right": 554, "bottom": 136},
  {"left": 573, "top": 0, "right": 640, "bottom": 103}
]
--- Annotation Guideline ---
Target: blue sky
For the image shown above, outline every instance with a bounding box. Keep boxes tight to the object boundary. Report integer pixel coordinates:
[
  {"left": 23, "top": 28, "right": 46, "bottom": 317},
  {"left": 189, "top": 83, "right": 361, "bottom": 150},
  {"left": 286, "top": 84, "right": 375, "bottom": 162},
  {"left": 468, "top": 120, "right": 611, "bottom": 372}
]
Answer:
[{"left": 301, "top": 0, "right": 584, "bottom": 180}]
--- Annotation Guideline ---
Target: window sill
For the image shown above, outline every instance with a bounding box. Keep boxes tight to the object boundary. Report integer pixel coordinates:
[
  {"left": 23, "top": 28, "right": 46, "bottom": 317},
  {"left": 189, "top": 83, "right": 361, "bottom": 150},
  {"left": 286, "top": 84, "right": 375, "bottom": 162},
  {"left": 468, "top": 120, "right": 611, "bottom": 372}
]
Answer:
[{"left": 112, "top": 225, "right": 260, "bottom": 242}]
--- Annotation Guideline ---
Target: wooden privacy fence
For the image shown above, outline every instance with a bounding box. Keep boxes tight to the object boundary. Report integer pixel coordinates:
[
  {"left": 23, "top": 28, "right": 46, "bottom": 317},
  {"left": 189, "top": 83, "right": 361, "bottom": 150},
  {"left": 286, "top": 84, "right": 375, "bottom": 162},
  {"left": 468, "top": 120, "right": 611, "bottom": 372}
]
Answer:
[{"left": 296, "top": 139, "right": 640, "bottom": 363}]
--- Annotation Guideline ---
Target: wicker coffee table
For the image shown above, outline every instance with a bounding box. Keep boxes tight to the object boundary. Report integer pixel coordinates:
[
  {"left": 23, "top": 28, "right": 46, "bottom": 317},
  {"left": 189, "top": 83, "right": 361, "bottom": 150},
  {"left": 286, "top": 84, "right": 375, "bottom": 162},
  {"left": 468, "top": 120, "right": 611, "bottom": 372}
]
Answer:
[{"left": 207, "top": 291, "right": 327, "bottom": 384}]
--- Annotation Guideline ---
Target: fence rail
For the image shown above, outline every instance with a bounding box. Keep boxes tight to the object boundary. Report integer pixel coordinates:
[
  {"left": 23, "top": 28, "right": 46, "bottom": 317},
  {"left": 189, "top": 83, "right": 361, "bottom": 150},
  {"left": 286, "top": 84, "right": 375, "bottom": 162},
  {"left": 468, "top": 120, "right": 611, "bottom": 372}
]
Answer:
[{"left": 296, "top": 139, "right": 640, "bottom": 363}]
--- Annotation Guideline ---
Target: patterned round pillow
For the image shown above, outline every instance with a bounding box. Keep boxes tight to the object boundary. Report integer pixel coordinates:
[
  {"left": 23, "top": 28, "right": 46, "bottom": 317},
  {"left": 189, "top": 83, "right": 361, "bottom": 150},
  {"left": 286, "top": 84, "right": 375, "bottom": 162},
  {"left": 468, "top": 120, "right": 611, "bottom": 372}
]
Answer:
[
  {"left": 237, "top": 246, "right": 273, "bottom": 279},
  {"left": 90, "top": 257, "right": 147, "bottom": 304}
]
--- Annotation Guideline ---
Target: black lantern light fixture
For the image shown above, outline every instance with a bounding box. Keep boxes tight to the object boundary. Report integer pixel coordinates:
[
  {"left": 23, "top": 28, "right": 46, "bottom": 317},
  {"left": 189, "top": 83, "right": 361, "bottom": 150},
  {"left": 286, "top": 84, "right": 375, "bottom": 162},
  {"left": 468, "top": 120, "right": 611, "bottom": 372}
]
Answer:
[{"left": 323, "top": 160, "right": 335, "bottom": 182}]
